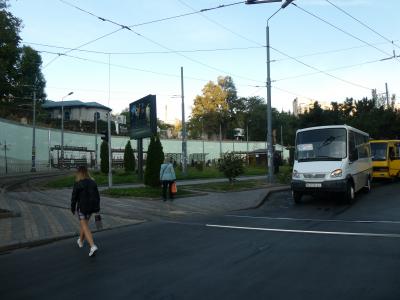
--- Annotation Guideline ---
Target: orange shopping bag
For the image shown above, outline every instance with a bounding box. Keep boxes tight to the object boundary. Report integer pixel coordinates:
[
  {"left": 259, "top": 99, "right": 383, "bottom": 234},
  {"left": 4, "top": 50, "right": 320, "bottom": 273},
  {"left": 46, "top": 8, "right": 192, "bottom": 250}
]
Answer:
[{"left": 171, "top": 182, "right": 177, "bottom": 194}]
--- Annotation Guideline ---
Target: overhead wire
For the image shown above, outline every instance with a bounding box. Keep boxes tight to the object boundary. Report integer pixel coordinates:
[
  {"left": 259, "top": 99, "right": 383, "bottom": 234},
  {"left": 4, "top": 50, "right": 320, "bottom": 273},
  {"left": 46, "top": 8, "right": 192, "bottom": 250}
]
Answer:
[
  {"left": 292, "top": 2, "right": 399, "bottom": 62},
  {"left": 37, "top": 50, "right": 259, "bottom": 89},
  {"left": 176, "top": 0, "right": 381, "bottom": 93},
  {"left": 177, "top": 0, "right": 263, "bottom": 47},
  {"left": 271, "top": 46, "right": 375, "bottom": 91},
  {"left": 44, "top": 0, "right": 245, "bottom": 68},
  {"left": 42, "top": 28, "right": 123, "bottom": 69},
  {"left": 325, "top": 0, "right": 400, "bottom": 51},
  {"left": 58, "top": 0, "right": 265, "bottom": 85},
  {"left": 274, "top": 57, "right": 384, "bottom": 82},
  {"left": 26, "top": 41, "right": 264, "bottom": 55},
  {"left": 272, "top": 40, "right": 399, "bottom": 63}
]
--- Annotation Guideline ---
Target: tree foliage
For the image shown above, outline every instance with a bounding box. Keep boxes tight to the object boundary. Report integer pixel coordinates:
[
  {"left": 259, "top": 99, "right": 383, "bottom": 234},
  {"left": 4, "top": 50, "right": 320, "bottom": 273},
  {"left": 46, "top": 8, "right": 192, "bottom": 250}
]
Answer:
[
  {"left": 100, "top": 141, "right": 109, "bottom": 174},
  {"left": 218, "top": 152, "right": 245, "bottom": 183},
  {"left": 0, "top": 1, "right": 46, "bottom": 114},
  {"left": 124, "top": 140, "right": 135, "bottom": 172},
  {"left": 144, "top": 135, "right": 165, "bottom": 187}
]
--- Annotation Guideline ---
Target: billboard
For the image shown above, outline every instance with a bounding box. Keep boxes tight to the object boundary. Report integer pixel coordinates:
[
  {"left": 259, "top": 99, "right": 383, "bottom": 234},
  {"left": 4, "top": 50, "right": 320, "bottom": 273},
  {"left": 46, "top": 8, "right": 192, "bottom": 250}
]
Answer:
[{"left": 129, "top": 94, "right": 157, "bottom": 139}]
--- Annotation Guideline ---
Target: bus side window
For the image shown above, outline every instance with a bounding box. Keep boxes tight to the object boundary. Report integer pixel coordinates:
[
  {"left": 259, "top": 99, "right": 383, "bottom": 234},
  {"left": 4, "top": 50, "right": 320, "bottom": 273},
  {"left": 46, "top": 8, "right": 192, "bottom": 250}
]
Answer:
[
  {"left": 349, "top": 131, "right": 358, "bottom": 161},
  {"left": 395, "top": 143, "right": 400, "bottom": 160},
  {"left": 389, "top": 147, "right": 395, "bottom": 160}
]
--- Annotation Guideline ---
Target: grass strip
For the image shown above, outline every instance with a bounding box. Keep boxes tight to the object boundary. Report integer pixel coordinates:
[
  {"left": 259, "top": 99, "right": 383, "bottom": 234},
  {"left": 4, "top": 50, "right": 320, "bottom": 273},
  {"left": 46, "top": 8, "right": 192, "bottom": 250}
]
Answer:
[{"left": 102, "top": 186, "right": 196, "bottom": 199}]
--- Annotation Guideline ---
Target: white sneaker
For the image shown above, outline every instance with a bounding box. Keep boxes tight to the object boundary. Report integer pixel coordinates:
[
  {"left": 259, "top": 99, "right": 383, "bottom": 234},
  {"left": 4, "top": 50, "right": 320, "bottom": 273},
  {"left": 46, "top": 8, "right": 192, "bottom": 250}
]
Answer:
[
  {"left": 89, "top": 245, "right": 98, "bottom": 257},
  {"left": 77, "top": 238, "right": 84, "bottom": 248}
]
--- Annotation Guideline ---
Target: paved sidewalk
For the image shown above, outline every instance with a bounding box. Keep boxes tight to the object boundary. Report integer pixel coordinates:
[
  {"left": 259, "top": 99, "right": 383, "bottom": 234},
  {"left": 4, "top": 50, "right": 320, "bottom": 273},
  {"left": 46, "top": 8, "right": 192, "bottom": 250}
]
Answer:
[{"left": 0, "top": 175, "right": 290, "bottom": 252}]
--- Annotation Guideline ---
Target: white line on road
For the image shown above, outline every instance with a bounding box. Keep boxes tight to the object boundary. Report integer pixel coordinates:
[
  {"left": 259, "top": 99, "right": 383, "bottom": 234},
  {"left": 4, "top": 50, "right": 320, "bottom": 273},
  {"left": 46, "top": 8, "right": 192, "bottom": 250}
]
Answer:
[
  {"left": 206, "top": 224, "right": 400, "bottom": 238},
  {"left": 224, "top": 214, "right": 400, "bottom": 225}
]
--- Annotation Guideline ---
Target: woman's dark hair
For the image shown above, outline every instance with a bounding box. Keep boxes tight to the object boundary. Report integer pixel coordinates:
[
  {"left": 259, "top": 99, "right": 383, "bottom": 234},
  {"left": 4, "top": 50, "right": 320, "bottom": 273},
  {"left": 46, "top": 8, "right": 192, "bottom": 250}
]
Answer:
[{"left": 75, "top": 165, "right": 91, "bottom": 182}]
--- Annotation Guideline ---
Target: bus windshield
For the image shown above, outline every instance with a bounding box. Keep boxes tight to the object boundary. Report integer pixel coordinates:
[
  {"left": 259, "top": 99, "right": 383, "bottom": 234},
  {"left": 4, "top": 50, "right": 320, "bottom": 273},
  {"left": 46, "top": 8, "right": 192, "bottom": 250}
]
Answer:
[
  {"left": 371, "top": 143, "right": 387, "bottom": 161},
  {"left": 296, "top": 128, "right": 346, "bottom": 162}
]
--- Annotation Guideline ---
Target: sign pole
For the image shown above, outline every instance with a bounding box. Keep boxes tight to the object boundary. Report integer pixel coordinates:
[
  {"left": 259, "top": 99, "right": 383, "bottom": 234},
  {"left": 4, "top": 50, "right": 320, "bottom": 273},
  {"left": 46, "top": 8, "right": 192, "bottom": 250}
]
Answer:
[{"left": 137, "top": 138, "right": 143, "bottom": 180}]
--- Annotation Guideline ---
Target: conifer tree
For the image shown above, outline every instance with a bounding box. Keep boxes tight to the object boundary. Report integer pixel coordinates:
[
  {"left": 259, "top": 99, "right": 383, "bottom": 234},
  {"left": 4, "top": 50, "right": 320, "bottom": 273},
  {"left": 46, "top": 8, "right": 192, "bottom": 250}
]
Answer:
[
  {"left": 100, "top": 141, "right": 109, "bottom": 174},
  {"left": 124, "top": 140, "right": 135, "bottom": 172},
  {"left": 144, "top": 135, "right": 164, "bottom": 186}
]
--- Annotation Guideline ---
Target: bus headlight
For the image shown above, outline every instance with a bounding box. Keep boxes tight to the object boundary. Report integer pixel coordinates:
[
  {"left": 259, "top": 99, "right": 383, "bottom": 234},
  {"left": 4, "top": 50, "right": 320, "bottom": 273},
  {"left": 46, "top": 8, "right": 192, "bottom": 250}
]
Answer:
[
  {"left": 292, "top": 170, "right": 300, "bottom": 179},
  {"left": 330, "top": 169, "right": 342, "bottom": 178}
]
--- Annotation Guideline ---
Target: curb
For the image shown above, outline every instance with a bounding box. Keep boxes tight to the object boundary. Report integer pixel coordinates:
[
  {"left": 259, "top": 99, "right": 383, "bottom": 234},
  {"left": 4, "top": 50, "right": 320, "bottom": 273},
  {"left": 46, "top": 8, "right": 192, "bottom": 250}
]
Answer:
[
  {"left": 233, "top": 186, "right": 291, "bottom": 211},
  {"left": 0, "top": 221, "right": 146, "bottom": 254}
]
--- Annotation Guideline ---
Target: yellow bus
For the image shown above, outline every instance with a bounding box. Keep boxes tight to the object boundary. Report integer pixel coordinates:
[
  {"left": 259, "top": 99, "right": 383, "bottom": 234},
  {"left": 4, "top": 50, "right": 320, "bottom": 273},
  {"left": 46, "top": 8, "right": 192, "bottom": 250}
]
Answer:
[{"left": 370, "top": 140, "right": 400, "bottom": 179}]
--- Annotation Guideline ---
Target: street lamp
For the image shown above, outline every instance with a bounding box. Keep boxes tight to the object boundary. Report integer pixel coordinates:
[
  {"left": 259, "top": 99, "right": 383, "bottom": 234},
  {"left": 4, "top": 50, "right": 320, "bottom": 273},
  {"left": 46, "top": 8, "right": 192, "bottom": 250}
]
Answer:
[
  {"left": 246, "top": 0, "right": 294, "bottom": 183},
  {"left": 61, "top": 91, "right": 73, "bottom": 167}
]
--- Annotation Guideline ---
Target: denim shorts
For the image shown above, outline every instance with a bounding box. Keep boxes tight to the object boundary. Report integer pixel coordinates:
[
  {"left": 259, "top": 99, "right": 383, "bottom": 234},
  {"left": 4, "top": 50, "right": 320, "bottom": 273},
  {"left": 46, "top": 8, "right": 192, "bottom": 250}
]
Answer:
[{"left": 78, "top": 209, "right": 91, "bottom": 220}]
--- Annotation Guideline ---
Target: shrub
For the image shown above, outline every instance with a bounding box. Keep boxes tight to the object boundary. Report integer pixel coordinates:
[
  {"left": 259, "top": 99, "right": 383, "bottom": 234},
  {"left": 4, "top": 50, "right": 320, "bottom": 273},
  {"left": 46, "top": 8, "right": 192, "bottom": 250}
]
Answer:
[
  {"left": 100, "top": 141, "right": 109, "bottom": 174},
  {"left": 218, "top": 152, "right": 245, "bottom": 183},
  {"left": 124, "top": 140, "right": 135, "bottom": 172},
  {"left": 144, "top": 135, "right": 165, "bottom": 187}
]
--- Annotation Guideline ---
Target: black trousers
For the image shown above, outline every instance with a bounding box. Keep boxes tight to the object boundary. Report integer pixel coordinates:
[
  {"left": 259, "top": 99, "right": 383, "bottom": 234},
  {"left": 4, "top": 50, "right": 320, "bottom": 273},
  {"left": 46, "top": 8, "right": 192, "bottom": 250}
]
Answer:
[{"left": 162, "top": 180, "right": 174, "bottom": 200}]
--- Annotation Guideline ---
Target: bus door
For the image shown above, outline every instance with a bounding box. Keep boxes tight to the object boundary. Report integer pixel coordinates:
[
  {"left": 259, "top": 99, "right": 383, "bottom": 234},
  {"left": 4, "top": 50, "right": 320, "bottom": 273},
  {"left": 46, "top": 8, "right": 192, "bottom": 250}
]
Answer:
[{"left": 388, "top": 142, "right": 400, "bottom": 177}]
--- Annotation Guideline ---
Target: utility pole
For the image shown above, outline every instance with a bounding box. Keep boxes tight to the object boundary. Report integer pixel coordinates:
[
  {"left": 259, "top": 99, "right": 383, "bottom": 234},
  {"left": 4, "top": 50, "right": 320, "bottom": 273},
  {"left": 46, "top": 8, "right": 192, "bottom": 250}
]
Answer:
[
  {"left": 181, "top": 67, "right": 187, "bottom": 175},
  {"left": 31, "top": 89, "right": 36, "bottom": 172},
  {"left": 94, "top": 112, "right": 98, "bottom": 170},
  {"left": 247, "top": 123, "right": 249, "bottom": 166},
  {"left": 107, "top": 112, "right": 112, "bottom": 188},
  {"left": 1, "top": 140, "right": 9, "bottom": 174},
  {"left": 219, "top": 123, "right": 222, "bottom": 158},
  {"left": 202, "top": 118, "right": 205, "bottom": 163},
  {"left": 385, "top": 82, "right": 390, "bottom": 108},
  {"left": 107, "top": 54, "right": 112, "bottom": 188}
]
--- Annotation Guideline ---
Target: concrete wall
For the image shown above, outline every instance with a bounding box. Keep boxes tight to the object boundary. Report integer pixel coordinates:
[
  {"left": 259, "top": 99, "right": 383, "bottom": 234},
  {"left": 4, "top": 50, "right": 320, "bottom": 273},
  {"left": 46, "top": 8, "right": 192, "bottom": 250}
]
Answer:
[{"left": 0, "top": 118, "right": 288, "bottom": 174}]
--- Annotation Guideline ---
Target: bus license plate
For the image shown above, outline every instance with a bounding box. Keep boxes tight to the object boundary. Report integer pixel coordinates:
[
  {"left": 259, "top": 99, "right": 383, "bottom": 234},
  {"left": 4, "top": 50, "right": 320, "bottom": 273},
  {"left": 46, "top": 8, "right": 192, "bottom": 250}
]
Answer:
[{"left": 306, "top": 183, "right": 322, "bottom": 188}]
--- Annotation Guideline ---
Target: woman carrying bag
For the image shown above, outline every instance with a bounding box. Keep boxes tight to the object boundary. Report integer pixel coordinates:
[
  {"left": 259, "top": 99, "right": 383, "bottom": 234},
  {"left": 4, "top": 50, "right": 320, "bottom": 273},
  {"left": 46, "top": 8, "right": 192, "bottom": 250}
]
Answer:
[
  {"left": 71, "top": 166, "right": 100, "bottom": 257},
  {"left": 160, "top": 158, "right": 176, "bottom": 201}
]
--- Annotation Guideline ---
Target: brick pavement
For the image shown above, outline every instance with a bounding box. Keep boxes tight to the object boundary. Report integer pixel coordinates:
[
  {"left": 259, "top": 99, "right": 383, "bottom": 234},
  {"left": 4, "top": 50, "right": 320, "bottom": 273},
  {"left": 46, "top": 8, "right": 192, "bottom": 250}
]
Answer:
[{"left": 0, "top": 175, "right": 290, "bottom": 252}]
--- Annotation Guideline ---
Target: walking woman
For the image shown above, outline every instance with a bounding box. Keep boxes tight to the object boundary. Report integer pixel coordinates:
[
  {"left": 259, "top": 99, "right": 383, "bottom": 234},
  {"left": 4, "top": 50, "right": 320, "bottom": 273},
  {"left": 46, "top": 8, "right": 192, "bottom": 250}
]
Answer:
[
  {"left": 160, "top": 158, "right": 176, "bottom": 201},
  {"left": 71, "top": 166, "right": 100, "bottom": 257}
]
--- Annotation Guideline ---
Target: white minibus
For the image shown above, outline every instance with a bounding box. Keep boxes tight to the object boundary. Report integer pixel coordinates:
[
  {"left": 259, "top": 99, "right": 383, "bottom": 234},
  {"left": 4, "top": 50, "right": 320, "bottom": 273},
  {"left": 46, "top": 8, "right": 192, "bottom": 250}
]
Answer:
[{"left": 291, "top": 125, "right": 372, "bottom": 203}]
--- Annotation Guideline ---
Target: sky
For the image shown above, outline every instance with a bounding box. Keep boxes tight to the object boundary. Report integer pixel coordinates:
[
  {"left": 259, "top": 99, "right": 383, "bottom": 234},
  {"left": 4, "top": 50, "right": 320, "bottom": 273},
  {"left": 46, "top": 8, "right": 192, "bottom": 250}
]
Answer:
[{"left": 8, "top": 0, "right": 400, "bottom": 124}]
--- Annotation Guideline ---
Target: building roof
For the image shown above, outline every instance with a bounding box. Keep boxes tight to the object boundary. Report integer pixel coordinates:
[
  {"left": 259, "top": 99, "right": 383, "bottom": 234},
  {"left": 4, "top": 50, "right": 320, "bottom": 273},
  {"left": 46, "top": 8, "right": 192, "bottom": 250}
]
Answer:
[{"left": 42, "top": 100, "right": 111, "bottom": 111}]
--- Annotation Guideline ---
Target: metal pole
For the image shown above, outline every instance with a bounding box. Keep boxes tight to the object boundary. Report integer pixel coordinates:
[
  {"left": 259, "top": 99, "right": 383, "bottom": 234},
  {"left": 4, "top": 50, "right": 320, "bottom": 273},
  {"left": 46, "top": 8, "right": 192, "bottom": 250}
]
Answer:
[
  {"left": 280, "top": 125, "right": 283, "bottom": 146},
  {"left": 385, "top": 82, "right": 390, "bottom": 108},
  {"left": 107, "top": 54, "right": 112, "bottom": 188},
  {"left": 181, "top": 66, "right": 187, "bottom": 175},
  {"left": 61, "top": 98, "right": 64, "bottom": 167},
  {"left": 31, "top": 90, "right": 36, "bottom": 172},
  {"left": 48, "top": 130, "right": 51, "bottom": 170},
  {"left": 95, "top": 113, "right": 98, "bottom": 170},
  {"left": 266, "top": 23, "right": 274, "bottom": 183},
  {"left": 247, "top": 123, "right": 249, "bottom": 166},
  {"left": 107, "top": 113, "right": 112, "bottom": 187},
  {"left": 202, "top": 118, "right": 205, "bottom": 163},
  {"left": 4, "top": 140, "right": 8, "bottom": 174},
  {"left": 137, "top": 138, "right": 143, "bottom": 180},
  {"left": 219, "top": 122, "right": 222, "bottom": 158}
]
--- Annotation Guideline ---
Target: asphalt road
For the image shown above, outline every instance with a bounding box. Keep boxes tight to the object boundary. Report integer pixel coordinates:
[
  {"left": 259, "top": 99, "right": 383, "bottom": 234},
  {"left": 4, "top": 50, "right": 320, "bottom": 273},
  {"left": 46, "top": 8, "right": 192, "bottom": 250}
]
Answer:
[{"left": 1, "top": 181, "right": 400, "bottom": 300}]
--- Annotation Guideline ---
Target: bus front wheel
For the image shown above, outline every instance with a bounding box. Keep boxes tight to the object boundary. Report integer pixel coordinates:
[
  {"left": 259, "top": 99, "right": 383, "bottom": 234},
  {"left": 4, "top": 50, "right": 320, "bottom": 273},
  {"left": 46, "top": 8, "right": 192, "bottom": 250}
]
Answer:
[{"left": 293, "top": 191, "right": 302, "bottom": 204}]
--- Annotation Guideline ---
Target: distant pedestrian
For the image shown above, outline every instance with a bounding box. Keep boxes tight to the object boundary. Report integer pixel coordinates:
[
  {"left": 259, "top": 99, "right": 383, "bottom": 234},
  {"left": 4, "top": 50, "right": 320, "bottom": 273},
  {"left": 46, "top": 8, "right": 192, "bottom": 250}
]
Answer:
[
  {"left": 273, "top": 151, "right": 281, "bottom": 174},
  {"left": 160, "top": 158, "right": 176, "bottom": 201},
  {"left": 71, "top": 166, "right": 100, "bottom": 257}
]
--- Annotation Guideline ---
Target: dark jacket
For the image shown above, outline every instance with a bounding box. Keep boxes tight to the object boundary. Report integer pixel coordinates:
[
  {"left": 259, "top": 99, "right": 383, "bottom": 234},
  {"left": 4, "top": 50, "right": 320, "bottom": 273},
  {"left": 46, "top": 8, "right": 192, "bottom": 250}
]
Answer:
[{"left": 71, "top": 178, "right": 100, "bottom": 214}]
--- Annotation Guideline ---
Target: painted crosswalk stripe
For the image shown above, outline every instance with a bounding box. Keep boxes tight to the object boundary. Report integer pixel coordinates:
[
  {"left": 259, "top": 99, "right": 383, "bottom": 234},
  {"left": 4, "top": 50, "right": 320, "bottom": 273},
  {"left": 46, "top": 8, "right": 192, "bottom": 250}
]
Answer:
[
  {"left": 206, "top": 224, "right": 400, "bottom": 238},
  {"left": 224, "top": 214, "right": 400, "bottom": 225}
]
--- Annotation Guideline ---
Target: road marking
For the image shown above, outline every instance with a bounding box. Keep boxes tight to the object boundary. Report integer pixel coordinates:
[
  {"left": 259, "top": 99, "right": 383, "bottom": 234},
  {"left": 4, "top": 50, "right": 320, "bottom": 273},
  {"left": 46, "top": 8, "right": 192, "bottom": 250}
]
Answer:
[
  {"left": 224, "top": 214, "right": 400, "bottom": 225},
  {"left": 206, "top": 224, "right": 400, "bottom": 238}
]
